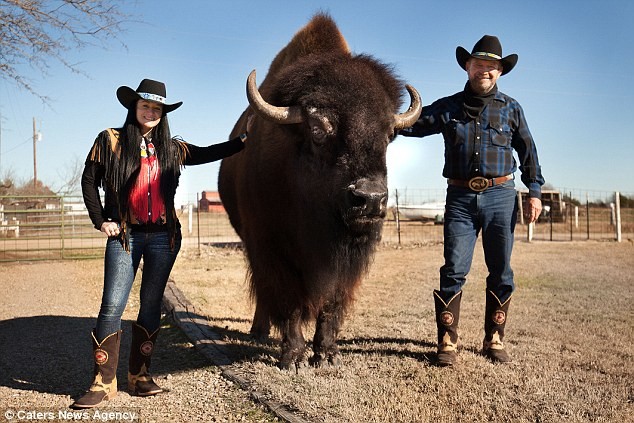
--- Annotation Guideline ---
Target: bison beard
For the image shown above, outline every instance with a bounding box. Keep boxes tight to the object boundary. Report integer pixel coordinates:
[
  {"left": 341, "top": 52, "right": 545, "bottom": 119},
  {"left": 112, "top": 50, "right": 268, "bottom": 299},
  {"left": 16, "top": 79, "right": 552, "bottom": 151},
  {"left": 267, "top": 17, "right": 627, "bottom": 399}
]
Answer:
[{"left": 218, "top": 13, "right": 421, "bottom": 370}]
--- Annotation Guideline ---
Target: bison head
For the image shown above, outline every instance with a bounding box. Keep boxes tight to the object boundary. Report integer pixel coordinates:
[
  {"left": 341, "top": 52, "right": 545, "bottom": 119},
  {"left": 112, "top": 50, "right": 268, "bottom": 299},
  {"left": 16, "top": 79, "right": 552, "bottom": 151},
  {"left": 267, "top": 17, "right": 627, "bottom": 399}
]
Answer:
[{"left": 244, "top": 54, "right": 421, "bottom": 241}]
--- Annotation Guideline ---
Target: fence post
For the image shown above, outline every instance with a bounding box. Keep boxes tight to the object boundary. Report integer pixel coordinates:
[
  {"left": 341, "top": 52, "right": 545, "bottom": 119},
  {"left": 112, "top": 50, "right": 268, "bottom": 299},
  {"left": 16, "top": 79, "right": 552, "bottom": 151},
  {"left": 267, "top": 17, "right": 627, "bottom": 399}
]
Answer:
[
  {"left": 521, "top": 192, "right": 532, "bottom": 241},
  {"left": 615, "top": 191, "right": 622, "bottom": 242},
  {"left": 188, "top": 203, "right": 193, "bottom": 234},
  {"left": 395, "top": 189, "right": 401, "bottom": 246},
  {"left": 549, "top": 198, "right": 553, "bottom": 241},
  {"left": 61, "top": 196, "right": 66, "bottom": 258},
  {"left": 517, "top": 191, "right": 524, "bottom": 226},
  {"left": 528, "top": 222, "right": 534, "bottom": 242},
  {"left": 569, "top": 192, "right": 573, "bottom": 241},
  {"left": 586, "top": 193, "right": 590, "bottom": 240},
  {"left": 196, "top": 193, "right": 201, "bottom": 253}
]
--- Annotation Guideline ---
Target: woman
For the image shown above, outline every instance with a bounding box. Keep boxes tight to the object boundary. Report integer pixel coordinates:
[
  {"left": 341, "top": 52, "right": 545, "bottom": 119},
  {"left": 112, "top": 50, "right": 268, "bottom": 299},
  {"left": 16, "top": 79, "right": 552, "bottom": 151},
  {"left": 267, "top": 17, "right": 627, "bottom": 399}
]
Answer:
[{"left": 73, "top": 78, "right": 250, "bottom": 408}]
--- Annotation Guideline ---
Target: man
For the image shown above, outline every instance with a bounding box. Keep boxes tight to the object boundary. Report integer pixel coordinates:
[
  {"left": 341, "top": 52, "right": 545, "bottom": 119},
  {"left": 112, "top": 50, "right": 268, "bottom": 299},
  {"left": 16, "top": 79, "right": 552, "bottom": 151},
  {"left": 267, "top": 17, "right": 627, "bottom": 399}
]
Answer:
[{"left": 399, "top": 35, "right": 544, "bottom": 366}]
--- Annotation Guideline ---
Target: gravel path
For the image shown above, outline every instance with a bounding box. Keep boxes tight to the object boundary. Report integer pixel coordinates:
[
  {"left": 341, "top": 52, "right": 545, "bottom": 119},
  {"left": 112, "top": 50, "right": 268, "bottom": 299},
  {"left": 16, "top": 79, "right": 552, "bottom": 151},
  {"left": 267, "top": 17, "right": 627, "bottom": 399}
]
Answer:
[{"left": 0, "top": 260, "right": 277, "bottom": 423}]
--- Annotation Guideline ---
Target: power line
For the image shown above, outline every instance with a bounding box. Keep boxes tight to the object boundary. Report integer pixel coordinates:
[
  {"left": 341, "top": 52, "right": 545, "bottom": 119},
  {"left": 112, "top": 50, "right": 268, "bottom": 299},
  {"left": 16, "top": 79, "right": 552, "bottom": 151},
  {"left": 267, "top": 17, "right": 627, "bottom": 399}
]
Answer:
[{"left": 1, "top": 135, "right": 33, "bottom": 155}]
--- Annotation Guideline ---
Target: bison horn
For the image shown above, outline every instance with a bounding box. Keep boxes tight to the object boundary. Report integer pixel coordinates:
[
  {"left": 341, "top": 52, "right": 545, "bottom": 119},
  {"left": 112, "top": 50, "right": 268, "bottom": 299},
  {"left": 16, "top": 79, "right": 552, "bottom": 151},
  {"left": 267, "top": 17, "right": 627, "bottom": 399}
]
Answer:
[
  {"left": 246, "top": 70, "right": 304, "bottom": 124},
  {"left": 393, "top": 84, "right": 422, "bottom": 130}
]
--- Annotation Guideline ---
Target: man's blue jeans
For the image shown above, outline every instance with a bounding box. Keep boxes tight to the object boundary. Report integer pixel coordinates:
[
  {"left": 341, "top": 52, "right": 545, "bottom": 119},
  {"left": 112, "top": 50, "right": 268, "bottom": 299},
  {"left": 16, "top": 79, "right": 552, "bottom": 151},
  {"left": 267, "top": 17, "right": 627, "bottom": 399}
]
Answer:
[
  {"left": 439, "top": 181, "right": 518, "bottom": 303},
  {"left": 95, "top": 229, "right": 181, "bottom": 342}
]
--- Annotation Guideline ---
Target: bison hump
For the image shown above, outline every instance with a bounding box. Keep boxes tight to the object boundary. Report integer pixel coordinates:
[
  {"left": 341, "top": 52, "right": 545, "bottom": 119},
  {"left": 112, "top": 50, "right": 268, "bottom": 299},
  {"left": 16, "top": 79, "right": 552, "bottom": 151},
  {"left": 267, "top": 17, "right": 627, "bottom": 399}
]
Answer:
[{"left": 263, "top": 13, "right": 350, "bottom": 85}]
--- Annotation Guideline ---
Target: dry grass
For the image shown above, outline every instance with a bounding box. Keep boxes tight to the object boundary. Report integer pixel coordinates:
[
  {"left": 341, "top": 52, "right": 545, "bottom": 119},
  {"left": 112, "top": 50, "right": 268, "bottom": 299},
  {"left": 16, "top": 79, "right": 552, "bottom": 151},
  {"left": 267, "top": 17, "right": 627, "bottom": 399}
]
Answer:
[{"left": 171, "top": 241, "right": 634, "bottom": 422}]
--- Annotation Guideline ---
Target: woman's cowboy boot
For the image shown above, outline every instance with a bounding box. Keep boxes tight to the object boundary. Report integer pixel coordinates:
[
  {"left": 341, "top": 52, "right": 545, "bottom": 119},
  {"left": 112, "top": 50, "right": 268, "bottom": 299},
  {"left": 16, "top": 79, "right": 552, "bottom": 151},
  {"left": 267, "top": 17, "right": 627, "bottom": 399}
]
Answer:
[
  {"left": 433, "top": 290, "right": 462, "bottom": 366},
  {"left": 128, "top": 323, "right": 163, "bottom": 396},
  {"left": 482, "top": 290, "right": 512, "bottom": 363},
  {"left": 72, "top": 330, "right": 122, "bottom": 409}
]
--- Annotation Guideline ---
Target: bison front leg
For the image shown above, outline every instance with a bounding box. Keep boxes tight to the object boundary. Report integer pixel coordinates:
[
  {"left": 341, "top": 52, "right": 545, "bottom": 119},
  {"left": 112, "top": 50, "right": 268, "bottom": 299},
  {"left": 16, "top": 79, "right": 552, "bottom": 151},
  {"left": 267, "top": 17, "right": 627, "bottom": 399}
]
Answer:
[
  {"left": 310, "top": 303, "right": 344, "bottom": 367},
  {"left": 279, "top": 309, "right": 307, "bottom": 371}
]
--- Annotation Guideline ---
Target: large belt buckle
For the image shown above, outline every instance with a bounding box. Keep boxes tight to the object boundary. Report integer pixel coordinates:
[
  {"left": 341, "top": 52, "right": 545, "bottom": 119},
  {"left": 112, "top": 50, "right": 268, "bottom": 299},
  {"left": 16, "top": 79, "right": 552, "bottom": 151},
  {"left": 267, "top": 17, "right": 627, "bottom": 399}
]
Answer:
[{"left": 468, "top": 176, "right": 489, "bottom": 192}]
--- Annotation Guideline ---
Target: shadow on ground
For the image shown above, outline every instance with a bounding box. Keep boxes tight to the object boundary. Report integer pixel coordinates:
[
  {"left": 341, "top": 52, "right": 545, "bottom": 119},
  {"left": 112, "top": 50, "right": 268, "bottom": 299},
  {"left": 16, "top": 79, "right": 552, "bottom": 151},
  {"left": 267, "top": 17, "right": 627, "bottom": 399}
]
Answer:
[
  {"left": 0, "top": 315, "right": 208, "bottom": 398},
  {"left": 168, "top": 307, "right": 438, "bottom": 368}
]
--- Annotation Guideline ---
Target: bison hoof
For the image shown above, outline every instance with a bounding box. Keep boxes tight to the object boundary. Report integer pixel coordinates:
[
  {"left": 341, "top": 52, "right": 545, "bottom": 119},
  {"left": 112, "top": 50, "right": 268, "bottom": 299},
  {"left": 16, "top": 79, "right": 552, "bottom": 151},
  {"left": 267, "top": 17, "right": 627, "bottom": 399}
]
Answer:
[
  {"left": 249, "top": 322, "right": 272, "bottom": 343},
  {"left": 310, "top": 352, "right": 343, "bottom": 368},
  {"left": 278, "top": 347, "right": 307, "bottom": 372},
  {"left": 249, "top": 330, "right": 270, "bottom": 343},
  {"left": 278, "top": 358, "right": 308, "bottom": 372}
]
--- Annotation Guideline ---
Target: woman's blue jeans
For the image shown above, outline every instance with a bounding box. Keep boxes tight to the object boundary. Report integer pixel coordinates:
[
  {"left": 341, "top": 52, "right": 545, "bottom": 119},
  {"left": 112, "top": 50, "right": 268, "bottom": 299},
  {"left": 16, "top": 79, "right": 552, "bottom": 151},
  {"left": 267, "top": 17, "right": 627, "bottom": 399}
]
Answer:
[
  {"left": 95, "top": 229, "right": 180, "bottom": 342},
  {"left": 439, "top": 181, "right": 518, "bottom": 303}
]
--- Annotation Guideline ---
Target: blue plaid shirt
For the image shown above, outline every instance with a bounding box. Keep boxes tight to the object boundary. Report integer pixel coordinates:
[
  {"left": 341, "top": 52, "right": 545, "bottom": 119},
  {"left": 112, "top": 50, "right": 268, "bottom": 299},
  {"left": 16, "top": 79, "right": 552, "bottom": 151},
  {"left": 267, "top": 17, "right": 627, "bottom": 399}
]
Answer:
[{"left": 400, "top": 89, "right": 544, "bottom": 198}]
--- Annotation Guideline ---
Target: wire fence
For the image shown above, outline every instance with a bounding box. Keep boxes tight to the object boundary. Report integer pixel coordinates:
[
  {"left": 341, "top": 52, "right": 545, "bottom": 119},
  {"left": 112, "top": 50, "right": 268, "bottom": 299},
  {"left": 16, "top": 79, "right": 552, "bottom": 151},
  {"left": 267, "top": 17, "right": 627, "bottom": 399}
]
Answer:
[
  {"left": 388, "top": 188, "right": 633, "bottom": 244},
  {"left": 1, "top": 188, "right": 632, "bottom": 262}
]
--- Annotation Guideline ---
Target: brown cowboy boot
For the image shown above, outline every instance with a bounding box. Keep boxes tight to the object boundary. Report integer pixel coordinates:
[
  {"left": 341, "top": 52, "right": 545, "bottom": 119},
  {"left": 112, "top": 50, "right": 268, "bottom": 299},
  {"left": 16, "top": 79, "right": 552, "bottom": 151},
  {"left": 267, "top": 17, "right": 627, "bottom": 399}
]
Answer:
[
  {"left": 482, "top": 290, "right": 512, "bottom": 363},
  {"left": 433, "top": 290, "right": 462, "bottom": 366},
  {"left": 72, "top": 330, "right": 121, "bottom": 409},
  {"left": 128, "top": 323, "right": 163, "bottom": 396}
]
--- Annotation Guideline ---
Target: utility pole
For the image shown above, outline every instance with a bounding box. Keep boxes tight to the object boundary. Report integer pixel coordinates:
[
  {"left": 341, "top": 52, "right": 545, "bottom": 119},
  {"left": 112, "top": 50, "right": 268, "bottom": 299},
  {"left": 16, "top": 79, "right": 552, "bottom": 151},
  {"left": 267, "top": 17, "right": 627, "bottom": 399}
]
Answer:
[
  {"left": 33, "top": 117, "right": 37, "bottom": 190},
  {"left": 0, "top": 111, "right": 3, "bottom": 177}
]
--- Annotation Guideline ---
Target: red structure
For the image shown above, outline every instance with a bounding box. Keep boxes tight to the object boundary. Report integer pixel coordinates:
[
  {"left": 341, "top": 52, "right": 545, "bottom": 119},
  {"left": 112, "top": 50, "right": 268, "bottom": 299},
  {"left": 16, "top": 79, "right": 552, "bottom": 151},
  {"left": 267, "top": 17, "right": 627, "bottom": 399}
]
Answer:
[{"left": 199, "top": 191, "right": 225, "bottom": 212}]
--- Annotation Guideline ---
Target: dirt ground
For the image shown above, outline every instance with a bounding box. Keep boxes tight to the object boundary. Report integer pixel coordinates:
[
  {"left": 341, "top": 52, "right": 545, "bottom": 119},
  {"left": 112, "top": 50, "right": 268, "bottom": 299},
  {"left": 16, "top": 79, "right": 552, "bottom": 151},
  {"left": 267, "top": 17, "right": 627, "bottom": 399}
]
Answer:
[
  {"left": 170, "top": 240, "right": 634, "bottom": 422},
  {"left": 1, "top": 240, "right": 633, "bottom": 422},
  {"left": 0, "top": 260, "right": 276, "bottom": 422}
]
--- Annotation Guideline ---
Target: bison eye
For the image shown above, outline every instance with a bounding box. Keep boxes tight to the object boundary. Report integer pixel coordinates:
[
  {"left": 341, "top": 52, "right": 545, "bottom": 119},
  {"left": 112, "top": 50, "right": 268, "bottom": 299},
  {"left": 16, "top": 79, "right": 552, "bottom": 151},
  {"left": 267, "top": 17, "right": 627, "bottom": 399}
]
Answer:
[{"left": 311, "top": 125, "right": 327, "bottom": 145}]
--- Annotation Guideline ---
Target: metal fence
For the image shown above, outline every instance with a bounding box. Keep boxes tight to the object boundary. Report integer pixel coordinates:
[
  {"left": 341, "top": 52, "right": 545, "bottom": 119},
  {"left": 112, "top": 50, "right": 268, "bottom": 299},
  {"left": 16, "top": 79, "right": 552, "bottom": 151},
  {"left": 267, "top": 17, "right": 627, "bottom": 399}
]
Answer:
[
  {"left": 0, "top": 195, "right": 241, "bottom": 262},
  {"left": 388, "top": 188, "right": 633, "bottom": 244},
  {"left": 1, "top": 189, "right": 632, "bottom": 262},
  {"left": 1, "top": 195, "right": 103, "bottom": 262}
]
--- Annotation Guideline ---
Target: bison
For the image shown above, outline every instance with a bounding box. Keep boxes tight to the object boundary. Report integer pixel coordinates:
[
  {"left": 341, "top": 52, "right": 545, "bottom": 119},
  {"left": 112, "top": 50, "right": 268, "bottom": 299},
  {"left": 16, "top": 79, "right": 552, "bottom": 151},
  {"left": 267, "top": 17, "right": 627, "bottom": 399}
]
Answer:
[{"left": 218, "top": 13, "right": 421, "bottom": 370}]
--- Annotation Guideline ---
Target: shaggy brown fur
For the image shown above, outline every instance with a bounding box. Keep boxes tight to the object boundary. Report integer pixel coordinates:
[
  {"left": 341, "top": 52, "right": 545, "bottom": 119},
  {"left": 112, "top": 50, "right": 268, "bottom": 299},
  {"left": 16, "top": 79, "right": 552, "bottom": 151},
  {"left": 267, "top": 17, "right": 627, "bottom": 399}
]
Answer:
[{"left": 219, "top": 13, "right": 409, "bottom": 370}]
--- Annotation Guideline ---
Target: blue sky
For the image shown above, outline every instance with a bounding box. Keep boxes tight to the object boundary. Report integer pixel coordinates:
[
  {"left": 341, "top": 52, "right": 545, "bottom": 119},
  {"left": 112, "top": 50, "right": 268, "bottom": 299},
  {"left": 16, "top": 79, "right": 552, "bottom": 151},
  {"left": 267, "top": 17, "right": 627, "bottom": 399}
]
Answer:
[{"left": 1, "top": 0, "right": 633, "bottom": 206}]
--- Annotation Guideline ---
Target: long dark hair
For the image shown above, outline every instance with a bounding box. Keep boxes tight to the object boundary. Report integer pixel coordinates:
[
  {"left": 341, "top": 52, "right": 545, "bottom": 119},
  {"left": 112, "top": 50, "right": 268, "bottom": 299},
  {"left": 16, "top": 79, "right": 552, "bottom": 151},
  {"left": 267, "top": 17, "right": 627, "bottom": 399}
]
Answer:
[{"left": 113, "top": 102, "right": 184, "bottom": 224}]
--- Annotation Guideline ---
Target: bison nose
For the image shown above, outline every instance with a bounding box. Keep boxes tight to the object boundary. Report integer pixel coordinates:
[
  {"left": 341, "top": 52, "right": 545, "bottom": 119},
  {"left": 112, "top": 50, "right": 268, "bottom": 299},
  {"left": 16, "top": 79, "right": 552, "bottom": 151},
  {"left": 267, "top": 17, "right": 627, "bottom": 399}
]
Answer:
[{"left": 347, "top": 178, "right": 388, "bottom": 218}]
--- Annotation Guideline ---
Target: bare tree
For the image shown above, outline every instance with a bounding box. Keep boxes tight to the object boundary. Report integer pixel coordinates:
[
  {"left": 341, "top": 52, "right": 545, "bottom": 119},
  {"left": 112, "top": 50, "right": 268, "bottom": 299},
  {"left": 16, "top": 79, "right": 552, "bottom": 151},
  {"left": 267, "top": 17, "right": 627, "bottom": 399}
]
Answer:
[
  {"left": 54, "top": 154, "right": 83, "bottom": 195},
  {"left": 0, "top": 167, "right": 16, "bottom": 194},
  {"left": 0, "top": 0, "right": 130, "bottom": 100}
]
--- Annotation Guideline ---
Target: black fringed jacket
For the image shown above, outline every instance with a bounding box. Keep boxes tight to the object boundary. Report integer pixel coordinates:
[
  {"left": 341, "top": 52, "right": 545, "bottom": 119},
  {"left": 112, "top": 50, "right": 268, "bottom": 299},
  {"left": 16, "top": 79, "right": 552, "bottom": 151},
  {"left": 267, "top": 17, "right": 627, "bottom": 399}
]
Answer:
[{"left": 81, "top": 128, "right": 244, "bottom": 250}]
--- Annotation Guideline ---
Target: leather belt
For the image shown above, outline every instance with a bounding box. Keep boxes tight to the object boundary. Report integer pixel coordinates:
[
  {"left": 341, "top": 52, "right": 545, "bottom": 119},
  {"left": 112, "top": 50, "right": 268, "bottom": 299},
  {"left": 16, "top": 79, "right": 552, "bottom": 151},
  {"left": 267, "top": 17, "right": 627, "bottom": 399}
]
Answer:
[
  {"left": 129, "top": 223, "right": 168, "bottom": 233},
  {"left": 447, "top": 174, "right": 513, "bottom": 192}
]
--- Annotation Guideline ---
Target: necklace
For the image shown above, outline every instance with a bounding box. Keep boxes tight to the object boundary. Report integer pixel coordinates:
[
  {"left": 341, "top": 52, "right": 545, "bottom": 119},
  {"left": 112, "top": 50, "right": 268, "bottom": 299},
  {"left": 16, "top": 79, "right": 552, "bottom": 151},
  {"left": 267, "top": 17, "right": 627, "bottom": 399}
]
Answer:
[{"left": 140, "top": 137, "right": 155, "bottom": 158}]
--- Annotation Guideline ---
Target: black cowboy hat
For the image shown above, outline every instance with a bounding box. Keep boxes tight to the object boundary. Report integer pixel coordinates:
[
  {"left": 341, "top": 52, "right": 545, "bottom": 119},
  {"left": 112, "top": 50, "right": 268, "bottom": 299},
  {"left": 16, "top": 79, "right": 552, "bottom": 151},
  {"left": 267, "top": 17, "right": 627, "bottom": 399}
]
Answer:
[
  {"left": 116, "top": 79, "right": 183, "bottom": 113},
  {"left": 456, "top": 35, "right": 518, "bottom": 75}
]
